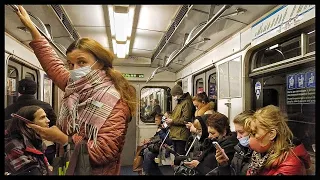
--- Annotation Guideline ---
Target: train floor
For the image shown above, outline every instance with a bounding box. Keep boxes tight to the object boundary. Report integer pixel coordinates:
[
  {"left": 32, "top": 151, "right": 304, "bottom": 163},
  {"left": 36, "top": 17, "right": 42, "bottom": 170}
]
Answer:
[{"left": 120, "top": 165, "right": 174, "bottom": 175}]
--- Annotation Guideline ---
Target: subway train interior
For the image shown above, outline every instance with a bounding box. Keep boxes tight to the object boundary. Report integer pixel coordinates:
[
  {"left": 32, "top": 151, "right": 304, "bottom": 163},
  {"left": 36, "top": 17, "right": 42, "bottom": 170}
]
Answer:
[{"left": 5, "top": 5, "right": 315, "bottom": 175}]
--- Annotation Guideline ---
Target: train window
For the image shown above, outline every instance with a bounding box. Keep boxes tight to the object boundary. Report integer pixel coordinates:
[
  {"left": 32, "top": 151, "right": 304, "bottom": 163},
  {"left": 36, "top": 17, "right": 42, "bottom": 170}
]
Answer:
[
  {"left": 25, "top": 72, "right": 35, "bottom": 81},
  {"left": 7, "top": 66, "right": 19, "bottom": 106},
  {"left": 254, "top": 36, "right": 301, "bottom": 69},
  {"left": 196, "top": 79, "right": 204, "bottom": 94},
  {"left": 229, "top": 58, "right": 241, "bottom": 97},
  {"left": 252, "top": 68, "right": 315, "bottom": 153},
  {"left": 307, "top": 30, "right": 315, "bottom": 53},
  {"left": 219, "top": 57, "right": 241, "bottom": 99},
  {"left": 219, "top": 62, "right": 229, "bottom": 99},
  {"left": 140, "top": 87, "right": 171, "bottom": 123}
]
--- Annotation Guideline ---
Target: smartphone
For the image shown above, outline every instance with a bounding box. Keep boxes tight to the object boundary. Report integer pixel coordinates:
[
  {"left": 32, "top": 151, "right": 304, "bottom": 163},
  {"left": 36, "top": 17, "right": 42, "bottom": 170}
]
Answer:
[
  {"left": 163, "top": 122, "right": 168, "bottom": 128},
  {"left": 212, "top": 141, "right": 229, "bottom": 160},
  {"left": 11, "top": 113, "right": 35, "bottom": 124}
]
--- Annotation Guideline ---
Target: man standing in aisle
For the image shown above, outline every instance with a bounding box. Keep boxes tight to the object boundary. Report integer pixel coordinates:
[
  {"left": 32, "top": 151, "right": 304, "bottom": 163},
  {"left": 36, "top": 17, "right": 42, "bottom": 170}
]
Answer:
[{"left": 165, "top": 84, "right": 193, "bottom": 159}]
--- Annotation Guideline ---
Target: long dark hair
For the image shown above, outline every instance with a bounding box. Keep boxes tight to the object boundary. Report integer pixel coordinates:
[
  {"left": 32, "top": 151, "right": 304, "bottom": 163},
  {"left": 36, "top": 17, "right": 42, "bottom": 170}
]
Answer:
[{"left": 7, "top": 105, "right": 43, "bottom": 150}]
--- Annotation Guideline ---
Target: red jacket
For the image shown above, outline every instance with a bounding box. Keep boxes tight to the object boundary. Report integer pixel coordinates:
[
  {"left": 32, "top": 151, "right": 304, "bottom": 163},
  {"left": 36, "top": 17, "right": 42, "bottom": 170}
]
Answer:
[
  {"left": 29, "top": 37, "right": 131, "bottom": 175},
  {"left": 249, "top": 143, "right": 311, "bottom": 175}
]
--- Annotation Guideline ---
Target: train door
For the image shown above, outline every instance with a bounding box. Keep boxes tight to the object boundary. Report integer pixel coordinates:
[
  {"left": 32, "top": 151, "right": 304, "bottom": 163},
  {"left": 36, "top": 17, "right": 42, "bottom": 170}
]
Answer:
[
  {"left": 193, "top": 73, "right": 205, "bottom": 96},
  {"left": 6, "top": 57, "right": 39, "bottom": 108},
  {"left": 192, "top": 67, "right": 217, "bottom": 107},
  {"left": 120, "top": 84, "right": 138, "bottom": 166},
  {"left": 248, "top": 25, "right": 315, "bottom": 173},
  {"left": 217, "top": 56, "right": 242, "bottom": 131},
  {"left": 206, "top": 69, "right": 217, "bottom": 111}
]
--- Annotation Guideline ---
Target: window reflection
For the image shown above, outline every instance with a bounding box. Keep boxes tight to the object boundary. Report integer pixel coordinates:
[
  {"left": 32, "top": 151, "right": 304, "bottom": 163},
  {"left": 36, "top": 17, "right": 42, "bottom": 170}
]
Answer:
[{"left": 140, "top": 87, "right": 171, "bottom": 123}]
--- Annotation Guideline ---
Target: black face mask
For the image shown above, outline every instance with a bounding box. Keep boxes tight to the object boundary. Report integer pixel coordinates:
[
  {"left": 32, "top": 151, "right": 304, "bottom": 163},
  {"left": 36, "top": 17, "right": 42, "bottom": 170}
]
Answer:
[{"left": 201, "top": 138, "right": 214, "bottom": 150}]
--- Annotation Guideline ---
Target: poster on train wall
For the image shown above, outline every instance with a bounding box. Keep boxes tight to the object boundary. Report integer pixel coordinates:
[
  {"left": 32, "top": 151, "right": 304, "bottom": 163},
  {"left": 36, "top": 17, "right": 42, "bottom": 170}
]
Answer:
[
  {"left": 43, "top": 75, "right": 52, "bottom": 105},
  {"left": 287, "top": 70, "right": 315, "bottom": 104},
  {"left": 197, "top": 87, "right": 204, "bottom": 94},
  {"left": 209, "top": 83, "right": 216, "bottom": 100},
  {"left": 251, "top": 5, "right": 315, "bottom": 47}
]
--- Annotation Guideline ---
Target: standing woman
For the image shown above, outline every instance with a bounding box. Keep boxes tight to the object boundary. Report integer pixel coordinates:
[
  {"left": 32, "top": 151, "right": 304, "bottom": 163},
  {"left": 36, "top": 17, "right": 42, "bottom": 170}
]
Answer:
[
  {"left": 245, "top": 105, "right": 311, "bottom": 175},
  {"left": 15, "top": 6, "right": 136, "bottom": 175}
]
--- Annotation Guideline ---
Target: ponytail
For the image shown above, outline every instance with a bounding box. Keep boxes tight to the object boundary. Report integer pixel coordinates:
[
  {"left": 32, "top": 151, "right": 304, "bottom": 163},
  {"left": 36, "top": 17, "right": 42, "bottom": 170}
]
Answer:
[{"left": 106, "top": 68, "right": 137, "bottom": 118}]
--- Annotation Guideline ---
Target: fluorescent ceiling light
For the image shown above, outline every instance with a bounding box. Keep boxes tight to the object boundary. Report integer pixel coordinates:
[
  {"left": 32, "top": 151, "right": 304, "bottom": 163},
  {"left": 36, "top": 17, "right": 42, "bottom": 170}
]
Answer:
[
  {"left": 108, "top": 5, "right": 135, "bottom": 58},
  {"left": 117, "top": 43, "right": 126, "bottom": 58},
  {"left": 114, "top": 12, "right": 128, "bottom": 41}
]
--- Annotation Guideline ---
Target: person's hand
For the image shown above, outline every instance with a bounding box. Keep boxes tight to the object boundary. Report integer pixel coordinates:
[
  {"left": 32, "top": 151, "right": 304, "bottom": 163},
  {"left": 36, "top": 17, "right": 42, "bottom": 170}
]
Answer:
[
  {"left": 141, "top": 139, "right": 150, "bottom": 145},
  {"left": 27, "top": 125, "right": 68, "bottom": 145},
  {"left": 215, "top": 148, "right": 228, "bottom": 166},
  {"left": 16, "top": 6, "right": 41, "bottom": 39},
  {"left": 189, "top": 124, "right": 197, "bottom": 133},
  {"left": 156, "top": 128, "right": 161, "bottom": 132},
  {"left": 186, "top": 122, "right": 193, "bottom": 129},
  {"left": 48, "top": 165, "right": 53, "bottom": 172},
  {"left": 165, "top": 118, "right": 173, "bottom": 125},
  {"left": 16, "top": 6, "right": 36, "bottom": 32},
  {"left": 184, "top": 160, "right": 199, "bottom": 169}
]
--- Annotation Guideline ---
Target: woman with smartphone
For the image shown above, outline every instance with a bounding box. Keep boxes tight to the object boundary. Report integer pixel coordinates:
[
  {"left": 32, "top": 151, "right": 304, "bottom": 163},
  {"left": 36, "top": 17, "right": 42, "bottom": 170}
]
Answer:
[
  {"left": 208, "top": 110, "right": 254, "bottom": 175},
  {"left": 5, "top": 105, "right": 52, "bottom": 175},
  {"left": 183, "top": 112, "right": 238, "bottom": 175}
]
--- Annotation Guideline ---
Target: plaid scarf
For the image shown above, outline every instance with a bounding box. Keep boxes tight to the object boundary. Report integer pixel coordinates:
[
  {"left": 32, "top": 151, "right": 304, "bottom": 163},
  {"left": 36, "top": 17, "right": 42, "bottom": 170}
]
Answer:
[
  {"left": 247, "top": 151, "right": 272, "bottom": 175},
  {"left": 57, "top": 69, "right": 120, "bottom": 147}
]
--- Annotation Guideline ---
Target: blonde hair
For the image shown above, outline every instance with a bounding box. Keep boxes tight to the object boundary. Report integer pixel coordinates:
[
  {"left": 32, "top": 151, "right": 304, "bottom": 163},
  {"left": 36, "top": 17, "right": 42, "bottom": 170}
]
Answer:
[
  {"left": 233, "top": 110, "right": 254, "bottom": 126},
  {"left": 66, "top": 37, "right": 137, "bottom": 117},
  {"left": 246, "top": 105, "right": 293, "bottom": 168}
]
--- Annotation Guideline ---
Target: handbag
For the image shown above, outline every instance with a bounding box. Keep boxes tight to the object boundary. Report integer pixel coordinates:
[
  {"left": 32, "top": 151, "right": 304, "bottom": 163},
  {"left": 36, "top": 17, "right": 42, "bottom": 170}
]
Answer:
[
  {"left": 52, "top": 139, "right": 92, "bottom": 175},
  {"left": 132, "top": 145, "right": 144, "bottom": 172}
]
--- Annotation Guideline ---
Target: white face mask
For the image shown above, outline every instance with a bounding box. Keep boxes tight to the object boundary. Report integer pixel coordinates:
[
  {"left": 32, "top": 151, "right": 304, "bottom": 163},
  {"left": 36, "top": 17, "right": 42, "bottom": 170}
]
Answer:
[{"left": 70, "top": 61, "right": 97, "bottom": 81}]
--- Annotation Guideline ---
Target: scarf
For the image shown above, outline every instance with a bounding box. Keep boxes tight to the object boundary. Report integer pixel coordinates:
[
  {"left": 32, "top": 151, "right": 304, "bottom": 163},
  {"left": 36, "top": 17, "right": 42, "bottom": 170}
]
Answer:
[
  {"left": 247, "top": 151, "right": 272, "bottom": 175},
  {"left": 57, "top": 69, "right": 120, "bottom": 147}
]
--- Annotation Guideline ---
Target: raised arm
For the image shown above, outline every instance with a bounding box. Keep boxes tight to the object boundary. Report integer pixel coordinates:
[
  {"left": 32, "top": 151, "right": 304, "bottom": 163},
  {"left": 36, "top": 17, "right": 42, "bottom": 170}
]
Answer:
[{"left": 16, "top": 6, "right": 69, "bottom": 90}]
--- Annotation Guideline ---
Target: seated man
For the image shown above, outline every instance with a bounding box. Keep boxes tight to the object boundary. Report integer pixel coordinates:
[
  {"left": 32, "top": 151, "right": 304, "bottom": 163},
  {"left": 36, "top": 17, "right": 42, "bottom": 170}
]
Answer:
[{"left": 141, "top": 113, "right": 172, "bottom": 175}]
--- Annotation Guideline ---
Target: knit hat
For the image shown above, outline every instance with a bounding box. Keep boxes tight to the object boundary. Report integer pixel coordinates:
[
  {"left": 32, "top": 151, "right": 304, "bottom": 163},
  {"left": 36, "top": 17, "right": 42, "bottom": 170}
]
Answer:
[
  {"left": 18, "top": 79, "right": 37, "bottom": 95},
  {"left": 170, "top": 84, "right": 183, "bottom": 96}
]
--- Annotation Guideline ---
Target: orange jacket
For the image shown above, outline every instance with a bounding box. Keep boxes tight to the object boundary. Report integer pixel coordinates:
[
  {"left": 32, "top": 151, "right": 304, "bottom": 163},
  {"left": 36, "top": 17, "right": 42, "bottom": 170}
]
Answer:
[{"left": 29, "top": 37, "right": 131, "bottom": 175}]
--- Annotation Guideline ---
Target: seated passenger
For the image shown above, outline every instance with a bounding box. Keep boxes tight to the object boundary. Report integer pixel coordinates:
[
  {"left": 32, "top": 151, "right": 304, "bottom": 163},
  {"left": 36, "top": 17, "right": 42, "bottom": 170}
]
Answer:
[
  {"left": 184, "top": 115, "right": 209, "bottom": 161},
  {"left": 208, "top": 110, "right": 254, "bottom": 175},
  {"left": 5, "top": 105, "right": 51, "bottom": 175},
  {"left": 183, "top": 112, "right": 238, "bottom": 175},
  {"left": 245, "top": 105, "right": 311, "bottom": 175},
  {"left": 142, "top": 113, "right": 172, "bottom": 175},
  {"left": 192, "top": 92, "right": 214, "bottom": 117}
]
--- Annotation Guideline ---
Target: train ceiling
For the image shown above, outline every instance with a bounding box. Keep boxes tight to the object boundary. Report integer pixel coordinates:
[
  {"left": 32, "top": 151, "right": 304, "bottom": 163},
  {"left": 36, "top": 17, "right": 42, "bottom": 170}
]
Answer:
[{"left": 5, "top": 5, "right": 276, "bottom": 73}]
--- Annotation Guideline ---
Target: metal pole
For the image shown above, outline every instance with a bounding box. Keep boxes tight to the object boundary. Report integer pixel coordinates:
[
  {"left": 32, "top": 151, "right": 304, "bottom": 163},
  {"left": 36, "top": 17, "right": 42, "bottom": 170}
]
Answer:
[{"left": 165, "top": 5, "right": 231, "bottom": 67}]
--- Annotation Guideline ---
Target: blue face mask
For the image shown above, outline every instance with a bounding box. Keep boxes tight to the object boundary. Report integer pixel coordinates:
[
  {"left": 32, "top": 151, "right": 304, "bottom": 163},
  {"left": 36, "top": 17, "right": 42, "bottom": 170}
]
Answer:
[
  {"left": 239, "top": 135, "right": 250, "bottom": 147},
  {"left": 70, "top": 61, "right": 97, "bottom": 81}
]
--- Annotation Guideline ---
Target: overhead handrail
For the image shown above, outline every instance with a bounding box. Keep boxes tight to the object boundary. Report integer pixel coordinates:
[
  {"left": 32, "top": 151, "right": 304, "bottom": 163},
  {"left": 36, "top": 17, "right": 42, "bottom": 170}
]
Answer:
[
  {"left": 165, "top": 5, "right": 231, "bottom": 67},
  {"left": 7, "top": 5, "right": 67, "bottom": 58}
]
